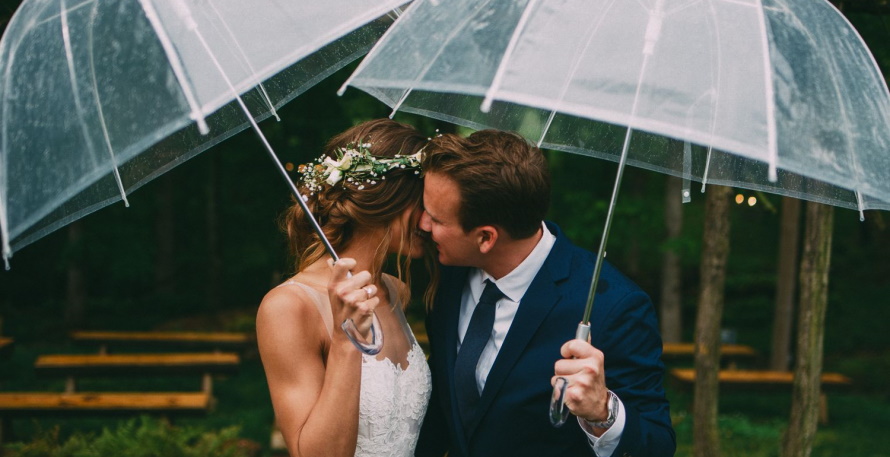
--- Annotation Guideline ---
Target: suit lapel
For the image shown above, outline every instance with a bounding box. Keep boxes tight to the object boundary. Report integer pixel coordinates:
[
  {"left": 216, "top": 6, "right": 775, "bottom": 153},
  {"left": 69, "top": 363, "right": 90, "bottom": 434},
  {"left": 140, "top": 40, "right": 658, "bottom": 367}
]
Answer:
[{"left": 465, "top": 226, "right": 574, "bottom": 438}]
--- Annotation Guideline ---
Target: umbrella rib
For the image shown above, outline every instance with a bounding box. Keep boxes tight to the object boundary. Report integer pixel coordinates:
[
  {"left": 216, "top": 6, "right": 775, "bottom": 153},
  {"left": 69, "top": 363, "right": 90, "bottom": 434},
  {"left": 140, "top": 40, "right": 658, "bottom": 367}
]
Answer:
[
  {"left": 481, "top": 0, "right": 540, "bottom": 113},
  {"left": 697, "top": 0, "right": 725, "bottom": 193},
  {"left": 820, "top": 1, "right": 884, "bottom": 219},
  {"left": 137, "top": 0, "right": 210, "bottom": 135},
  {"left": 338, "top": 0, "right": 426, "bottom": 98},
  {"left": 60, "top": 0, "right": 100, "bottom": 170},
  {"left": 185, "top": 12, "right": 339, "bottom": 261},
  {"left": 538, "top": 0, "right": 619, "bottom": 147},
  {"left": 388, "top": 0, "right": 493, "bottom": 117},
  {"left": 204, "top": 0, "right": 280, "bottom": 122},
  {"left": 85, "top": 0, "right": 129, "bottom": 207},
  {"left": 753, "top": 0, "right": 778, "bottom": 182}
]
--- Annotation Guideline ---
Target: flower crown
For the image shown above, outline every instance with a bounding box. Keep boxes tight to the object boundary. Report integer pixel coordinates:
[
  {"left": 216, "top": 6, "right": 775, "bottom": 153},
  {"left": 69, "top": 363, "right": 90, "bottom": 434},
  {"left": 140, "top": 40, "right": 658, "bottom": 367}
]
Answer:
[{"left": 297, "top": 142, "right": 422, "bottom": 194}]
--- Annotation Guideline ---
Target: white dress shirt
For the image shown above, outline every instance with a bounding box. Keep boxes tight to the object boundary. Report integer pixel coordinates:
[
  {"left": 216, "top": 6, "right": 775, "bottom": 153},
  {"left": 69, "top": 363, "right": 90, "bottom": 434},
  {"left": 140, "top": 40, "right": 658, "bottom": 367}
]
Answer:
[{"left": 456, "top": 222, "right": 625, "bottom": 457}]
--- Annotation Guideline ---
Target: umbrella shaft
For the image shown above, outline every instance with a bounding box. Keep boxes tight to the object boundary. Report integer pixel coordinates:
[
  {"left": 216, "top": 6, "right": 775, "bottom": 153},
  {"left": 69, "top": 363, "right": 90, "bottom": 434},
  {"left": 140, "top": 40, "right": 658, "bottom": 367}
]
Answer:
[
  {"left": 582, "top": 127, "right": 633, "bottom": 324},
  {"left": 183, "top": 18, "right": 339, "bottom": 262}
]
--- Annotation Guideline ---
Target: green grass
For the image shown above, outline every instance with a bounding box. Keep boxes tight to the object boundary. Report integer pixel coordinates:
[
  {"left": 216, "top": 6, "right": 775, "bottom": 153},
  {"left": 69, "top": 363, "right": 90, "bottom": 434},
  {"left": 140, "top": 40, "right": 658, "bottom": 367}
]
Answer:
[{"left": 3, "top": 310, "right": 890, "bottom": 457}]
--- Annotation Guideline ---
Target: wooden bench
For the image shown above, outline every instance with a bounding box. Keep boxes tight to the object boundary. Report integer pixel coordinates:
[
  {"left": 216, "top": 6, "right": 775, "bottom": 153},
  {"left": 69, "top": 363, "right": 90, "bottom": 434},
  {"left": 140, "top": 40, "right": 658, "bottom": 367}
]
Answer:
[
  {"left": 70, "top": 331, "right": 252, "bottom": 354},
  {"left": 0, "top": 392, "right": 211, "bottom": 417},
  {"left": 670, "top": 368, "right": 852, "bottom": 424},
  {"left": 0, "top": 337, "right": 12, "bottom": 360},
  {"left": 661, "top": 343, "right": 758, "bottom": 369},
  {"left": 34, "top": 352, "right": 240, "bottom": 395},
  {"left": 0, "top": 353, "right": 238, "bottom": 417}
]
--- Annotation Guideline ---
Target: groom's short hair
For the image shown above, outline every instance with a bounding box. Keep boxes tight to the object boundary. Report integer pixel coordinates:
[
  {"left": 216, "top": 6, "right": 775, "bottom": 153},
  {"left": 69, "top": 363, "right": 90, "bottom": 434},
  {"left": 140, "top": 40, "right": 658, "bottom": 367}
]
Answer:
[{"left": 423, "top": 129, "right": 550, "bottom": 239}]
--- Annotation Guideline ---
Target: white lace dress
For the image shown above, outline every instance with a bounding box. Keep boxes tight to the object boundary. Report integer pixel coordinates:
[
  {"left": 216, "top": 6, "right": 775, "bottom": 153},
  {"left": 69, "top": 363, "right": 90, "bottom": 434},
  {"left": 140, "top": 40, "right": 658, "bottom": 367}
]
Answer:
[{"left": 282, "top": 276, "right": 432, "bottom": 457}]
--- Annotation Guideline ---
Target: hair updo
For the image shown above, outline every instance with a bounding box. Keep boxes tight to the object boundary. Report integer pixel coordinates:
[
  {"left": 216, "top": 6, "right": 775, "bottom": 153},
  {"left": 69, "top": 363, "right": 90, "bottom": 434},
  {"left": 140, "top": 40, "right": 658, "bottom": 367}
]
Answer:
[{"left": 283, "top": 119, "right": 428, "bottom": 281}]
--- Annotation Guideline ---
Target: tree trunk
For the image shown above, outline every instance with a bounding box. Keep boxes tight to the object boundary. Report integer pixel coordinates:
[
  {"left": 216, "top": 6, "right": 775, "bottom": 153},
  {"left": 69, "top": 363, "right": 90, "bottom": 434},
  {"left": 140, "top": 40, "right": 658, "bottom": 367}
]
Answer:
[
  {"left": 660, "top": 175, "right": 684, "bottom": 343},
  {"left": 693, "top": 184, "right": 732, "bottom": 457},
  {"left": 155, "top": 174, "right": 176, "bottom": 298},
  {"left": 782, "top": 202, "right": 833, "bottom": 457},
  {"left": 64, "top": 221, "right": 86, "bottom": 329},
  {"left": 771, "top": 197, "right": 801, "bottom": 371},
  {"left": 206, "top": 152, "right": 222, "bottom": 310}
]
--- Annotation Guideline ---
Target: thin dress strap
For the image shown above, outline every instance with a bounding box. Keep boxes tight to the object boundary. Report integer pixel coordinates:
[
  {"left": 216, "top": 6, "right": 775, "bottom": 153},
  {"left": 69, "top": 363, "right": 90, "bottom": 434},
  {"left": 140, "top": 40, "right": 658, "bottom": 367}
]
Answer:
[{"left": 279, "top": 280, "right": 333, "bottom": 337}]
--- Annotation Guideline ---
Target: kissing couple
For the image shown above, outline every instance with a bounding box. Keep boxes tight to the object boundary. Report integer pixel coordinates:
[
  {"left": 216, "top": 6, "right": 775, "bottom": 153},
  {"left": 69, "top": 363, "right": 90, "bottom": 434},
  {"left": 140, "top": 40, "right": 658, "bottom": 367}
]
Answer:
[{"left": 257, "top": 119, "right": 675, "bottom": 457}]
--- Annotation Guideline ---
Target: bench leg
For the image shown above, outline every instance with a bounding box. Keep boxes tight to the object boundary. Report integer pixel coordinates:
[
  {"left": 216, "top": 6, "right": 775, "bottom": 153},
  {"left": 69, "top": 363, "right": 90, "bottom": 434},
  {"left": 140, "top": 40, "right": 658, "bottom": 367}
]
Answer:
[
  {"left": 65, "top": 376, "right": 77, "bottom": 393},
  {"left": 202, "top": 373, "right": 213, "bottom": 396},
  {"left": 819, "top": 392, "right": 829, "bottom": 425}
]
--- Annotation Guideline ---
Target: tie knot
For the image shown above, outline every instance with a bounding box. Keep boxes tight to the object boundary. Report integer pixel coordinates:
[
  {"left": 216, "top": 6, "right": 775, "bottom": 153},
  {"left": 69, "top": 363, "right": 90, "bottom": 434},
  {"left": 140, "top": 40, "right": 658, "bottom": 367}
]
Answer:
[{"left": 478, "top": 280, "right": 504, "bottom": 306}]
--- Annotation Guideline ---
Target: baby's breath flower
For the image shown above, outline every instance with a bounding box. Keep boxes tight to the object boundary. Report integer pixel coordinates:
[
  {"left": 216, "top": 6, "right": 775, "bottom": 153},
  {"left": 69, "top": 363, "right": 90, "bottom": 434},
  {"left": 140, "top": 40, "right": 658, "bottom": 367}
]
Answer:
[{"left": 296, "top": 141, "right": 422, "bottom": 192}]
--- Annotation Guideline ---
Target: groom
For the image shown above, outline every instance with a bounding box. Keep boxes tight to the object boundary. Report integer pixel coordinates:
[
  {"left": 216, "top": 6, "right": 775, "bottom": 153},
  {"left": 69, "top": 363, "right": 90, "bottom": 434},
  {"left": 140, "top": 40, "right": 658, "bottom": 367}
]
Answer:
[{"left": 415, "top": 130, "right": 675, "bottom": 457}]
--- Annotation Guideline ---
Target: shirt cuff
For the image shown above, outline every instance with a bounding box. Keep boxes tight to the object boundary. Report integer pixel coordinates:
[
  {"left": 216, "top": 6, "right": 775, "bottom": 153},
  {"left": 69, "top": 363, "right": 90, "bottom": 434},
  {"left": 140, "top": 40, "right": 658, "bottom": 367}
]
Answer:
[{"left": 578, "top": 395, "right": 626, "bottom": 457}]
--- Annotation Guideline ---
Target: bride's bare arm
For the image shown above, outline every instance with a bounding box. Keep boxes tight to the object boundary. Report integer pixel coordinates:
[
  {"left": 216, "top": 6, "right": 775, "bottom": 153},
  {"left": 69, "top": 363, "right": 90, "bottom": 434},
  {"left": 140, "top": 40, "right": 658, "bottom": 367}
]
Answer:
[{"left": 257, "top": 259, "right": 377, "bottom": 457}]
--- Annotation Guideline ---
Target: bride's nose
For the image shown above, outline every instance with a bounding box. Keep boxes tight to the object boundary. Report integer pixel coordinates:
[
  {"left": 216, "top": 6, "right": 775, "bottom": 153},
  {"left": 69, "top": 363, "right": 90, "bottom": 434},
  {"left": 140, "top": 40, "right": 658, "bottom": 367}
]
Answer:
[{"left": 419, "top": 210, "right": 432, "bottom": 232}]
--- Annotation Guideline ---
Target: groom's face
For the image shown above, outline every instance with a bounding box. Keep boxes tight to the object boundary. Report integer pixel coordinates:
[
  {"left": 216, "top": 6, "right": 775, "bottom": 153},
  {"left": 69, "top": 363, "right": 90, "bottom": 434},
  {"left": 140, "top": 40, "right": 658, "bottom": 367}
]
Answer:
[{"left": 420, "top": 172, "right": 481, "bottom": 267}]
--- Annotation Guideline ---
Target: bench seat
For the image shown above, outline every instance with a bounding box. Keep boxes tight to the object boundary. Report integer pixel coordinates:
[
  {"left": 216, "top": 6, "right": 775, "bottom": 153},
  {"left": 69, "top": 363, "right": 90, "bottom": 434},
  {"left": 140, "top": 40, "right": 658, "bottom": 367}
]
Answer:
[
  {"left": 35, "top": 353, "right": 240, "bottom": 376},
  {"left": 70, "top": 331, "right": 251, "bottom": 352},
  {"left": 0, "top": 337, "right": 12, "bottom": 359},
  {"left": 662, "top": 343, "right": 757, "bottom": 358},
  {"left": 669, "top": 368, "right": 852, "bottom": 389},
  {"left": 0, "top": 392, "right": 210, "bottom": 416}
]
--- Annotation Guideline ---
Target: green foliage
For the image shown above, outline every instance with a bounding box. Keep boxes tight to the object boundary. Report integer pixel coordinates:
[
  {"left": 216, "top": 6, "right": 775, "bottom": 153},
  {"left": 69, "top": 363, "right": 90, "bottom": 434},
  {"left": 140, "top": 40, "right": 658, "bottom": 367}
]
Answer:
[{"left": 2, "top": 417, "right": 254, "bottom": 457}]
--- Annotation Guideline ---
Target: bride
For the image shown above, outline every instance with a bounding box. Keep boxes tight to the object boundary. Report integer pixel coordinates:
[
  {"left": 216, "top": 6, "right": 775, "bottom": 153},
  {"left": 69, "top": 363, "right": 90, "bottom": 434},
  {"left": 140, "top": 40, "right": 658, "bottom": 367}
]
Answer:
[{"left": 257, "top": 119, "right": 433, "bottom": 457}]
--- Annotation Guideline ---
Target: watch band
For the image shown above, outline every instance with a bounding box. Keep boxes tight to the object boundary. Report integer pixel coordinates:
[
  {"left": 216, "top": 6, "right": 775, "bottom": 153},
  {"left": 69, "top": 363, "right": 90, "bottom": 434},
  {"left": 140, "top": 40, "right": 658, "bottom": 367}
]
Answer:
[{"left": 589, "top": 390, "right": 618, "bottom": 429}]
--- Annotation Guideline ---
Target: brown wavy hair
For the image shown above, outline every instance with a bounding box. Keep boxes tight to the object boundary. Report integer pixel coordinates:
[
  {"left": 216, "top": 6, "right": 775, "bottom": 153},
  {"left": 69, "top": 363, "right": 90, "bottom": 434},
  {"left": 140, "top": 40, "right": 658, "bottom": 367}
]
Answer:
[
  {"left": 282, "top": 119, "right": 430, "bottom": 305},
  {"left": 422, "top": 130, "right": 550, "bottom": 239}
]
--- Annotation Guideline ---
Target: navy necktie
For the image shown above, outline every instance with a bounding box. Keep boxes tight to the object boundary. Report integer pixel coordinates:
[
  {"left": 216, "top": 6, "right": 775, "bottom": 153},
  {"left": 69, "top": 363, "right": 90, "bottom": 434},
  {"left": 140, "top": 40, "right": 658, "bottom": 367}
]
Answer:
[{"left": 454, "top": 280, "right": 504, "bottom": 434}]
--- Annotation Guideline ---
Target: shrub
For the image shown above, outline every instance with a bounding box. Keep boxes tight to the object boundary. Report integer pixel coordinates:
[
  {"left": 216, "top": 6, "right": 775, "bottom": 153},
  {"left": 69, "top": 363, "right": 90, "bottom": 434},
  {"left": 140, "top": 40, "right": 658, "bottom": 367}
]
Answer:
[{"left": 2, "top": 416, "right": 257, "bottom": 457}]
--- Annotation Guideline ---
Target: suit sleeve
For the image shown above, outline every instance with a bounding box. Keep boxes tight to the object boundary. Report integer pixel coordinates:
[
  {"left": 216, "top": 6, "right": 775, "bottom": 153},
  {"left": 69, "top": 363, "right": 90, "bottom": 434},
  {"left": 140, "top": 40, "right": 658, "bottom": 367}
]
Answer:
[{"left": 598, "top": 290, "right": 676, "bottom": 457}]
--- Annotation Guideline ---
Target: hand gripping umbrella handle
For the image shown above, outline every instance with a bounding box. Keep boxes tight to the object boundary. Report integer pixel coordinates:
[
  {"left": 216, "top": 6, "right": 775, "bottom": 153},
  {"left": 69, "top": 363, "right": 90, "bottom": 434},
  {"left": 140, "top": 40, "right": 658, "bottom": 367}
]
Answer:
[{"left": 549, "top": 322, "right": 591, "bottom": 427}]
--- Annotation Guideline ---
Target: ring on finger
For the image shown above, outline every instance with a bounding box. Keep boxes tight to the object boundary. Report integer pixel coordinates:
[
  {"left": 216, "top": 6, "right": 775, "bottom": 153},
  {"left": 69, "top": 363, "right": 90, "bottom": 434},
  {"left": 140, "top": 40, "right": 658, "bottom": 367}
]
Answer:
[{"left": 364, "top": 286, "right": 373, "bottom": 299}]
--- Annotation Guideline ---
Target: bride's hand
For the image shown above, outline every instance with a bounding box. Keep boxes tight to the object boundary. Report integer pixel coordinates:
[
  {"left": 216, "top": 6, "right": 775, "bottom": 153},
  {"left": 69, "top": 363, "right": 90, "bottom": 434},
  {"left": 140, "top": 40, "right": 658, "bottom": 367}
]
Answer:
[{"left": 328, "top": 258, "right": 378, "bottom": 340}]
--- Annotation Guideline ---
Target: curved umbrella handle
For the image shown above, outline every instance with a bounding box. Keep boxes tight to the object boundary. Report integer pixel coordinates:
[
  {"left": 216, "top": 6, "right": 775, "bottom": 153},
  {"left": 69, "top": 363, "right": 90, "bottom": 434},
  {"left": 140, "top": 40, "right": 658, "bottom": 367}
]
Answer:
[
  {"left": 341, "top": 313, "right": 384, "bottom": 356},
  {"left": 549, "top": 322, "right": 591, "bottom": 427},
  {"left": 549, "top": 376, "right": 570, "bottom": 427}
]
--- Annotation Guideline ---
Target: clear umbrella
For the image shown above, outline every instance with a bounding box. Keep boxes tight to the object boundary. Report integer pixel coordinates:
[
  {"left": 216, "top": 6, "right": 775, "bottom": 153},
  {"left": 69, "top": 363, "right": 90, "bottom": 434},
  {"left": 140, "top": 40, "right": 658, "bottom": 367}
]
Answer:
[
  {"left": 0, "top": 0, "right": 406, "bottom": 354},
  {"left": 339, "top": 0, "right": 890, "bottom": 423}
]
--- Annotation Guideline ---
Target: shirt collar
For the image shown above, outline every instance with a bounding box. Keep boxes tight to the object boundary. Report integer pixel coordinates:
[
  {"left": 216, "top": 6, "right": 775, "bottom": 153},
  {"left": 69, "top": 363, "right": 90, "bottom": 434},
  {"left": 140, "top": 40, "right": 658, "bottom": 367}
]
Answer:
[{"left": 470, "top": 222, "right": 556, "bottom": 303}]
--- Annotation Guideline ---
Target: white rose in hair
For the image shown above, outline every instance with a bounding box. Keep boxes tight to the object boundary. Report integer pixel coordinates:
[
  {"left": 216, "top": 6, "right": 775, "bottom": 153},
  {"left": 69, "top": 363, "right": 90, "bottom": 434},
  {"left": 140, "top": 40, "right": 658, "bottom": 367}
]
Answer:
[{"left": 326, "top": 169, "right": 343, "bottom": 186}]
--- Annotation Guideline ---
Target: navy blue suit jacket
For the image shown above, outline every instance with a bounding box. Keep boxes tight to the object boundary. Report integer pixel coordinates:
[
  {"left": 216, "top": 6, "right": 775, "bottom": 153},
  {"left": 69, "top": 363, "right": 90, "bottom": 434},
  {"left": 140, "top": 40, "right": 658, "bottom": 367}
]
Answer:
[{"left": 415, "top": 223, "right": 675, "bottom": 457}]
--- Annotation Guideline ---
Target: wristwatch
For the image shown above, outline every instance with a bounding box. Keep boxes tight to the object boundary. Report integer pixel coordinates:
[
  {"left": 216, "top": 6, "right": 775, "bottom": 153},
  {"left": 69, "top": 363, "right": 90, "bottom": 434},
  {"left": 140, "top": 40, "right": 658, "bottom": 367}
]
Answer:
[{"left": 589, "top": 390, "right": 619, "bottom": 429}]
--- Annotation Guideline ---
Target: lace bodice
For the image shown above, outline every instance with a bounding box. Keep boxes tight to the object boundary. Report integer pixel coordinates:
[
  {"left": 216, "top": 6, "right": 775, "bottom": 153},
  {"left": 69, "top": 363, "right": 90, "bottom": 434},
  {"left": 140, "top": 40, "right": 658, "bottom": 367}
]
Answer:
[
  {"left": 280, "top": 276, "right": 431, "bottom": 457},
  {"left": 356, "top": 342, "right": 431, "bottom": 457}
]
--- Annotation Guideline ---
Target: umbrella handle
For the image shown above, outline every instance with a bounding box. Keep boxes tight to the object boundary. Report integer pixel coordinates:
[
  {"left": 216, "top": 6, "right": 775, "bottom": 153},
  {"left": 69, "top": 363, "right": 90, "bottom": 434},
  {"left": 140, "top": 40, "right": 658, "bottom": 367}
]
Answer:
[
  {"left": 341, "top": 313, "right": 384, "bottom": 355},
  {"left": 549, "top": 322, "right": 591, "bottom": 427}
]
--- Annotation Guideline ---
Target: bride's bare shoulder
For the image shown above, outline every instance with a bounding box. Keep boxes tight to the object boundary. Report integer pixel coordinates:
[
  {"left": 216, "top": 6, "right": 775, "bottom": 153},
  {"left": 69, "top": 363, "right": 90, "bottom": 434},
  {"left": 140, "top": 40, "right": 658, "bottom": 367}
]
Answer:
[{"left": 257, "top": 277, "right": 327, "bottom": 330}]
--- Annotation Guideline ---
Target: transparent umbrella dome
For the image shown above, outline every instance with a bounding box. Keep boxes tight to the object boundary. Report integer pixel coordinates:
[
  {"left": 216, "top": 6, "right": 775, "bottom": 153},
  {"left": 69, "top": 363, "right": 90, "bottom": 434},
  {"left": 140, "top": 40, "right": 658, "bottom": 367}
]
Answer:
[
  {"left": 0, "top": 0, "right": 406, "bottom": 265},
  {"left": 343, "top": 0, "right": 890, "bottom": 213}
]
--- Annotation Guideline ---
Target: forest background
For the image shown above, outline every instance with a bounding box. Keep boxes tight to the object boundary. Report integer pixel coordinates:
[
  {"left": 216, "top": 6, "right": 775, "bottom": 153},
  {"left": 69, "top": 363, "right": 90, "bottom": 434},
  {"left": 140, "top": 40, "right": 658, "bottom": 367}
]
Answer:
[{"left": 0, "top": 1, "right": 888, "bottom": 456}]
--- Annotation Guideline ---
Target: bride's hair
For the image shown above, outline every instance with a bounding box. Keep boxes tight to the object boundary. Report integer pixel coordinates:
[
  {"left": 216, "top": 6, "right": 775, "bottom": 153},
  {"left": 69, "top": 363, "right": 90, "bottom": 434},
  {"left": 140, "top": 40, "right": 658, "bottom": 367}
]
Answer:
[{"left": 282, "top": 119, "right": 428, "bottom": 304}]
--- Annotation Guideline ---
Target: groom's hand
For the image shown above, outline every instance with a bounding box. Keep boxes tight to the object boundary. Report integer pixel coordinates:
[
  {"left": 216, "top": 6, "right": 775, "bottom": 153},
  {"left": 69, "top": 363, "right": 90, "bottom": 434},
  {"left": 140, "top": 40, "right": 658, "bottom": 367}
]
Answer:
[{"left": 552, "top": 339, "right": 610, "bottom": 423}]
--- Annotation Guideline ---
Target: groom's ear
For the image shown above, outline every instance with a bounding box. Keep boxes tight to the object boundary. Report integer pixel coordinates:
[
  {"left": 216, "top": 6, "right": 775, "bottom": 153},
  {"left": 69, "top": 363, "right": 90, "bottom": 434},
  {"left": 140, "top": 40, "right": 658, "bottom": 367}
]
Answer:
[{"left": 476, "top": 226, "right": 499, "bottom": 254}]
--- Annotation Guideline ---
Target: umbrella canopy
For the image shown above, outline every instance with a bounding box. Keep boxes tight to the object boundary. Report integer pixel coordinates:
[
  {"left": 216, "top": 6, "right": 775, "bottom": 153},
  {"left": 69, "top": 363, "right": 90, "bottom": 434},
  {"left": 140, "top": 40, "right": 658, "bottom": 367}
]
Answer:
[
  {"left": 341, "top": 0, "right": 890, "bottom": 214},
  {"left": 340, "top": 0, "right": 890, "bottom": 424},
  {"left": 0, "top": 0, "right": 406, "bottom": 265}
]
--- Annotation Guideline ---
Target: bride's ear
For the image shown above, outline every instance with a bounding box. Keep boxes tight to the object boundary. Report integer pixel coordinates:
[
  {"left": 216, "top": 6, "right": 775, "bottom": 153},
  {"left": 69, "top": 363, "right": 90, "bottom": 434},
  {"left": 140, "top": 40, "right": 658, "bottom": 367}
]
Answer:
[{"left": 476, "top": 226, "right": 499, "bottom": 254}]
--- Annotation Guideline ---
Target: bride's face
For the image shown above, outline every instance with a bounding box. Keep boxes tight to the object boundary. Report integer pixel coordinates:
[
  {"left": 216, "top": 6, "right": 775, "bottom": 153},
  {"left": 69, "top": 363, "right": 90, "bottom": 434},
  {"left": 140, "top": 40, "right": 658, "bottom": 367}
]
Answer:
[{"left": 388, "top": 206, "right": 425, "bottom": 259}]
